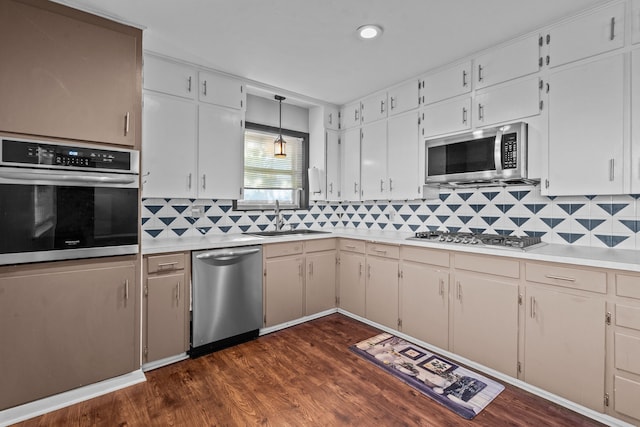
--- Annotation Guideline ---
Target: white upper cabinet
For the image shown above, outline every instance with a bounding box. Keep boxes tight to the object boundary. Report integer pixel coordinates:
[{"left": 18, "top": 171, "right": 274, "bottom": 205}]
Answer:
[
  {"left": 388, "top": 80, "right": 420, "bottom": 116},
  {"left": 325, "top": 130, "right": 341, "bottom": 201},
  {"left": 475, "top": 76, "right": 541, "bottom": 127},
  {"left": 634, "top": 0, "right": 640, "bottom": 44},
  {"left": 198, "top": 71, "right": 245, "bottom": 110},
  {"left": 547, "top": 2, "right": 625, "bottom": 68},
  {"left": 631, "top": 49, "right": 640, "bottom": 193},
  {"left": 142, "top": 93, "right": 197, "bottom": 198},
  {"left": 475, "top": 34, "right": 541, "bottom": 90},
  {"left": 421, "top": 61, "right": 472, "bottom": 105},
  {"left": 144, "top": 55, "right": 197, "bottom": 100},
  {"left": 324, "top": 106, "right": 340, "bottom": 131},
  {"left": 421, "top": 97, "right": 472, "bottom": 138},
  {"left": 341, "top": 127, "right": 361, "bottom": 201},
  {"left": 388, "top": 112, "right": 420, "bottom": 200},
  {"left": 340, "top": 101, "right": 362, "bottom": 129},
  {"left": 360, "top": 92, "right": 388, "bottom": 125},
  {"left": 547, "top": 54, "right": 624, "bottom": 195},
  {"left": 360, "top": 120, "right": 388, "bottom": 200},
  {"left": 197, "top": 104, "right": 244, "bottom": 200}
]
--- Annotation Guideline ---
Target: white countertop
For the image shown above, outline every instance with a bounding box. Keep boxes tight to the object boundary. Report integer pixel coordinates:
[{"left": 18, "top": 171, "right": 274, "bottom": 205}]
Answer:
[{"left": 142, "top": 227, "right": 640, "bottom": 273}]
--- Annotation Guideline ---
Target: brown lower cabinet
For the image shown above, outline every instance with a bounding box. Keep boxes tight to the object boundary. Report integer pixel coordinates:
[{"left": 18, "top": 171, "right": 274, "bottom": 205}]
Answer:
[
  {"left": 143, "top": 252, "right": 190, "bottom": 366},
  {"left": 0, "top": 257, "right": 139, "bottom": 410}
]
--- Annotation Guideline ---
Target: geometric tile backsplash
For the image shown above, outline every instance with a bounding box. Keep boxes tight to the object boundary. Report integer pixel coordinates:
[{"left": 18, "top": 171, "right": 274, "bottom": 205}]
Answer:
[{"left": 142, "top": 184, "right": 640, "bottom": 249}]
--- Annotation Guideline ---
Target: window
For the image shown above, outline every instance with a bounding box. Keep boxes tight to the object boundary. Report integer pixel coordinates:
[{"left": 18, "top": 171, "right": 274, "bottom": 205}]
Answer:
[{"left": 235, "top": 122, "right": 309, "bottom": 210}]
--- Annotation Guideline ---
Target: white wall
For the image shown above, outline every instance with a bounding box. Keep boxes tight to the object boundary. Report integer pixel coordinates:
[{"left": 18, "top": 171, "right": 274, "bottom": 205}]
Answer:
[{"left": 245, "top": 94, "right": 309, "bottom": 133}]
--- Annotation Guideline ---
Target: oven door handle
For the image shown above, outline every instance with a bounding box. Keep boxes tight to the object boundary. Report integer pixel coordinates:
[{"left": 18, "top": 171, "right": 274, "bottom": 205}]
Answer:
[
  {"left": 0, "top": 170, "right": 137, "bottom": 185},
  {"left": 494, "top": 129, "right": 504, "bottom": 175}
]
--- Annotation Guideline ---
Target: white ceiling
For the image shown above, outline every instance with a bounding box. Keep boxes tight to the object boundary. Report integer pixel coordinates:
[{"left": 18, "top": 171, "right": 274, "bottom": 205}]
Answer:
[{"left": 58, "top": 0, "right": 608, "bottom": 106}]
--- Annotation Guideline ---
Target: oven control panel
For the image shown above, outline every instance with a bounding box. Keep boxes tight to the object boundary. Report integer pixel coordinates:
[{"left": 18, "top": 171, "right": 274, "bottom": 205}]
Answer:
[{"left": 0, "top": 138, "right": 137, "bottom": 172}]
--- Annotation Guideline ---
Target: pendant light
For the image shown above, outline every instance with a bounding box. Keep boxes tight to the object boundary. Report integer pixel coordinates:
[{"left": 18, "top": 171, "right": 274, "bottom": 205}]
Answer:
[{"left": 274, "top": 95, "right": 286, "bottom": 158}]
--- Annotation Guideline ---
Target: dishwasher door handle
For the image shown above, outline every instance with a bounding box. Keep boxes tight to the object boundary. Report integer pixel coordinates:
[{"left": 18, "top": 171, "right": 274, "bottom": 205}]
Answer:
[{"left": 195, "top": 247, "right": 261, "bottom": 261}]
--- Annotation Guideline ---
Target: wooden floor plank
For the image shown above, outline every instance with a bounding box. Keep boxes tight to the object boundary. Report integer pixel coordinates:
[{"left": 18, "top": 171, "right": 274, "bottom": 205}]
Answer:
[{"left": 15, "top": 314, "right": 604, "bottom": 426}]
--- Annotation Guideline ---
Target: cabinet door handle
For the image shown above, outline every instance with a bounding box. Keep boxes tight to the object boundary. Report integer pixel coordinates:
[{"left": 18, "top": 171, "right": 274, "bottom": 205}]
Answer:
[
  {"left": 309, "top": 262, "right": 313, "bottom": 276},
  {"left": 354, "top": 182, "right": 358, "bottom": 194},
  {"left": 124, "top": 112, "right": 130, "bottom": 136},
  {"left": 367, "top": 264, "right": 371, "bottom": 279},
  {"left": 380, "top": 100, "right": 385, "bottom": 114},
  {"left": 380, "top": 179, "right": 385, "bottom": 192},
  {"left": 373, "top": 248, "right": 387, "bottom": 255},
  {"left": 390, "top": 96, "right": 396, "bottom": 110},
  {"left": 298, "top": 262, "right": 303, "bottom": 277},
  {"left": 610, "top": 17, "right": 615, "bottom": 41},
  {"left": 203, "top": 80, "right": 207, "bottom": 96},
  {"left": 544, "top": 274, "right": 576, "bottom": 282},
  {"left": 124, "top": 279, "right": 129, "bottom": 301},
  {"left": 438, "top": 278, "right": 444, "bottom": 296},
  {"left": 157, "top": 261, "right": 178, "bottom": 270},
  {"left": 462, "top": 69, "right": 468, "bottom": 87},
  {"left": 176, "top": 281, "right": 181, "bottom": 303},
  {"left": 389, "top": 178, "right": 393, "bottom": 192},
  {"left": 478, "top": 103, "right": 484, "bottom": 121},
  {"left": 188, "top": 173, "right": 192, "bottom": 189},
  {"left": 462, "top": 107, "right": 467, "bottom": 124},
  {"left": 530, "top": 297, "right": 537, "bottom": 319},
  {"left": 202, "top": 174, "right": 207, "bottom": 190},
  {"left": 328, "top": 113, "right": 333, "bottom": 125},
  {"left": 456, "top": 281, "right": 461, "bottom": 301},
  {"left": 329, "top": 182, "right": 333, "bottom": 194},
  {"left": 359, "top": 262, "right": 363, "bottom": 276},
  {"left": 345, "top": 245, "right": 356, "bottom": 249},
  {"left": 609, "top": 159, "right": 615, "bottom": 181},
  {"left": 187, "top": 76, "right": 192, "bottom": 92},
  {"left": 355, "top": 109, "right": 359, "bottom": 122},
  {"left": 478, "top": 64, "right": 484, "bottom": 82}
]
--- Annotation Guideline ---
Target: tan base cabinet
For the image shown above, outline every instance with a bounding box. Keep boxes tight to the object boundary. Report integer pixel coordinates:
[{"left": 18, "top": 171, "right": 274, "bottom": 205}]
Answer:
[
  {"left": 452, "top": 255, "right": 519, "bottom": 377},
  {"left": 264, "top": 239, "right": 336, "bottom": 328},
  {"left": 338, "top": 239, "right": 366, "bottom": 317},
  {"left": 0, "top": 0, "right": 141, "bottom": 147},
  {"left": 399, "top": 247, "right": 450, "bottom": 350},
  {"left": 365, "top": 243, "right": 400, "bottom": 330},
  {"left": 0, "top": 257, "right": 138, "bottom": 410},
  {"left": 143, "top": 253, "right": 190, "bottom": 365}
]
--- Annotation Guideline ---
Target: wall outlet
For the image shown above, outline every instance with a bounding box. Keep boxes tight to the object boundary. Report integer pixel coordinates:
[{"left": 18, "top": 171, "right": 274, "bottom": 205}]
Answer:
[{"left": 191, "top": 205, "right": 204, "bottom": 218}]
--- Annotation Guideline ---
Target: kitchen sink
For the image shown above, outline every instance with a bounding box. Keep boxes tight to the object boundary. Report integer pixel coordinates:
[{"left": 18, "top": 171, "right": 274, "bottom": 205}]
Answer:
[{"left": 243, "top": 229, "right": 331, "bottom": 237}]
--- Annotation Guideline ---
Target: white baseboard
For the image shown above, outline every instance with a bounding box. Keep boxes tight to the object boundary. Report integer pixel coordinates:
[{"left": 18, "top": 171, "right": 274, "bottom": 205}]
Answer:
[
  {"left": 0, "top": 370, "right": 146, "bottom": 427},
  {"left": 142, "top": 353, "right": 189, "bottom": 372},
  {"left": 259, "top": 308, "right": 338, "bottom": 335},
  {"left": 337, "top": 309, "right": 633, "bottom": 427}
]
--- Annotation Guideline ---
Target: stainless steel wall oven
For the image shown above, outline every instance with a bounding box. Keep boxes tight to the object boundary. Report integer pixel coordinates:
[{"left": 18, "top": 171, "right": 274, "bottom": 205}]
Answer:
[{"left": 0, "top": 137, "right": 139, "bottom": 265}]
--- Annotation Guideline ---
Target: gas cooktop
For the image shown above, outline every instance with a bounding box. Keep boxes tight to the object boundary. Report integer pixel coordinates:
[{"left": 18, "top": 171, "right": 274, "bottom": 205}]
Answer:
[{"left": 407, "top": 231, "right": 545, "bottom": 251}]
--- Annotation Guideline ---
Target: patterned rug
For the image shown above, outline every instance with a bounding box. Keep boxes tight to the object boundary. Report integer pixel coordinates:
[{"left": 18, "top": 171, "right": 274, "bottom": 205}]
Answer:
[{"left": 350, "top": 333, "right": 505, "bottom": 420}]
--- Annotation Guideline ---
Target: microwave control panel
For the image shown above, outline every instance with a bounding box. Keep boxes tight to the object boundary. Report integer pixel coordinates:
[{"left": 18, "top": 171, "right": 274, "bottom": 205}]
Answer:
[{"left": 502, "top": 133, "right": 517, "bottom": 169}]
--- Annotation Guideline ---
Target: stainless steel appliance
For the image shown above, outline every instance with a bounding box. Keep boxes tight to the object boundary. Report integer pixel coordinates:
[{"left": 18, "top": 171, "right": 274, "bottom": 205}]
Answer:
[
  {"left": 407, "top": 230, "right": 545, "bottom": 251},
  {"left": 191, "top": 245, "right": 263, "bottom": 358},
  {"left": 425, "top": 121, "right": 536, "bottom": 187},
  {"left": 0, "top": 137, "right": 139, "bottom": 265}
]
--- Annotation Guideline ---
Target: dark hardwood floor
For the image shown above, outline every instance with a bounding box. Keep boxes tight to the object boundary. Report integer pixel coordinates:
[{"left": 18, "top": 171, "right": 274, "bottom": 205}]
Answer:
[{"left": 16, "top": 314, "right": 604, "bottom": 426}]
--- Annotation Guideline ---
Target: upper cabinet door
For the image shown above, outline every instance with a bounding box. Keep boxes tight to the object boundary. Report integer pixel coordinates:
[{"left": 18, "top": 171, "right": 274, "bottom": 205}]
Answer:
[
  {"left": 0, "top": 0, "right": 141, "bottom": 147},
  {"left": 360, "top": 92, "right": 388, "bottom": 124},
  {"left": 421, "top": 61, "right": 472, "bottom": 105},
  {"left": 198, "top": 104, "right": 244, "bottom": 200},
  {"left": 325, "top": 130, "right": 341, "bottom": 202},
  {"left": 634, "top": 0, "right": 640, "bottom": 44},
  {"left": 388, "top": 112, "right": 420, "bottom": 200},
  {"left": 360, "top": 120, "right": 388, "bottom": 200},
  {"left": 144, "top": 55, "right": 197, "bottom": 100},
  {"left": 547, "top": 2, "right": 625, "bottom": 68},
  {"left": 340, "top": 101, "right": 362, "bottom": 129},
  {"left": 633, "top": 50, "right": 640, "bottom": 193},
  {"left": 198, "top": 71, "right": 245, "bottom": 110},
  {"left": 341, "top": 127, "right": 361, "bottom": 201},
  {"left": 421, "top": 97, "right": 472, "bottom": 138},
  {"left": 475, "top": 34, "right": 541, "bottom": 90},
  {"left": 475, "top": 77, "right": 541, "bottom": 127},
  {"left": 324, "top": 106, "right": 340, "bottom": 131},
  {"left": 388, "top": 80, "right": 420, "bottom": 116}
]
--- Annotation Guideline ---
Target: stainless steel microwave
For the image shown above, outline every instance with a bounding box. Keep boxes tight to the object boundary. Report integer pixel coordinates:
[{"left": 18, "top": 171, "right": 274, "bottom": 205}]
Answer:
[{"left": 425, "top": 122, "right": 536, "bottom": 188}]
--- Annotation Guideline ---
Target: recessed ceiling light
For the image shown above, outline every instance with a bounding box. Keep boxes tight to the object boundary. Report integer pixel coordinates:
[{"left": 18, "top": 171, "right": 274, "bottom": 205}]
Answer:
[{"left": 357, "top": 24, "right": 383, "bottom": 40}]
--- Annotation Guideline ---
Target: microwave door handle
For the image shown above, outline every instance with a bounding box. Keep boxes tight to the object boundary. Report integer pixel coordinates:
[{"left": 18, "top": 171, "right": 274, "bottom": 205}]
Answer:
[{"left": 494, "top": 129, "right": 503, "bottom": 175}]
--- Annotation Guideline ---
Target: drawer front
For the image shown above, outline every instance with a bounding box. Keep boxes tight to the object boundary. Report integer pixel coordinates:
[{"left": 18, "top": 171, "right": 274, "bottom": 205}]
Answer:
[
  {"left": 616, "top": 274, "right": 640, "bottom": 299},
  {"left": 147, "top": 253, "right": 185, "bottom": 274},
  {"left": 339, "top": 239, "right": 366, "bottom": 253},
  {"left": 616, "top": 304, "right": 640, "bottom": 331},
  {"left": 366, "top": 242, "right": 400, "bottom": 259},
  {"left": 615, "top": 376, "right": 640, "bottom": 420},
  {"left": 264, "top": 242, "right": 303, "bottom": 258},
  {"left": 305, "top": 238, "right": 336, "bottom": 253},
  {"left": 525, "top": 262, "right": 606, "bottom": 294},
  {"left": 455, "top": 253, "right": 519, "bottom": 278},
  {"left": 401, "top": 245, "right": 449, "bottom": 267},
  {"left": 615, "top": 333, "right": 640, "bottom": 375}
]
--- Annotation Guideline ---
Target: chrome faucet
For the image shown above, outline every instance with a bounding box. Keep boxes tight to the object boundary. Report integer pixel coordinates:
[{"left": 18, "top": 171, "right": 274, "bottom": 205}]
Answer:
[{"left": 274, "top": 200, "right": 284, "bottom": 231}]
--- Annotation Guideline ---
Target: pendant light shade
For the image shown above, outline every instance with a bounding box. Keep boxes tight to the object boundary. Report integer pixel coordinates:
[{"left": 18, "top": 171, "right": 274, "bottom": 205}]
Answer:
[{"left": 274, "top": 95, "right": 287, "bottom": 158}]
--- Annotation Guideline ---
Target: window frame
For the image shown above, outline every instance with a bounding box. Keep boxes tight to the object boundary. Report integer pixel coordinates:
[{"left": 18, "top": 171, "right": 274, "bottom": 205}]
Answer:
[{"left": 233, "top": 121, "right": 310, "bottom": 211}]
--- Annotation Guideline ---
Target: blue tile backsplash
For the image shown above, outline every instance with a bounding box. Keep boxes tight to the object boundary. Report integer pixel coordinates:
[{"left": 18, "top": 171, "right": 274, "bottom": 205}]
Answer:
[{"left": 142, "top": 185, "right": 640, "bottom": 249}]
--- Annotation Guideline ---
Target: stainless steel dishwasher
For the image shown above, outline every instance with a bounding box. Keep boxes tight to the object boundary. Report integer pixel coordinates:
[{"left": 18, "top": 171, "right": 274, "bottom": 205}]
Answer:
[{"left": 190, "top": 245, "right": 262, "bottom": 358}]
